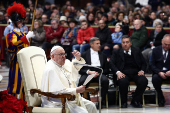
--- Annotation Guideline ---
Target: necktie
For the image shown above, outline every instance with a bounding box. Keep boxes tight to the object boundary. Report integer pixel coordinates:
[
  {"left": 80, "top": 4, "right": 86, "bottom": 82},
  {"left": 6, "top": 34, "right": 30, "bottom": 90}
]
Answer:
[
  {"left": 163, "top": 51, "right": 167, "bottom": 61},
  {"left": 126, "top": 51, "right": 129, "bottom": 55}
]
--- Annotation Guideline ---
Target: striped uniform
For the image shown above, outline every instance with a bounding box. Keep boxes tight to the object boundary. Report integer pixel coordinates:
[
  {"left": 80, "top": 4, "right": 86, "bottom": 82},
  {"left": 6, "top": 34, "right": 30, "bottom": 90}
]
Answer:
[{"left": 6, "top": 30, "right": 29, "bottom": 98}]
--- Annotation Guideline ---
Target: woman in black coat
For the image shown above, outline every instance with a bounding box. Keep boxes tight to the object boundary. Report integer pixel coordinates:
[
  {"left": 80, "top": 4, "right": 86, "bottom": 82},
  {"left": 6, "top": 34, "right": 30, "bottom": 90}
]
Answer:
[{"left": 142, "top": 21, "right": 168, "bottom": 70}]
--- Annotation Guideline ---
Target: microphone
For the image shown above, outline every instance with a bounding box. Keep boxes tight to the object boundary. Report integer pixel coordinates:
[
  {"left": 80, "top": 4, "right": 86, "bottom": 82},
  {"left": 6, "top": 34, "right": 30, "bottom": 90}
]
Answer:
[{"left": 74, "top": 62, "right": 103, "bottom": 113}]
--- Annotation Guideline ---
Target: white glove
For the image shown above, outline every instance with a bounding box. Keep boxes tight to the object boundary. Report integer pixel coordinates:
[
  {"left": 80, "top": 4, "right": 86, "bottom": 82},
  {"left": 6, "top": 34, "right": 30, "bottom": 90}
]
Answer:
[
  {"left": 26, "top": 31, "right": 35, "bottom": 40},
  {"left": 151, "top": 46, "right": 155, "bottom": 49}
]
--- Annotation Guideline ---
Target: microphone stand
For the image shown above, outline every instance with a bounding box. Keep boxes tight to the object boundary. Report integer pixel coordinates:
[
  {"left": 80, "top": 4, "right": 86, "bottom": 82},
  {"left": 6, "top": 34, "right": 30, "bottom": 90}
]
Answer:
[
  {"left": 98, "top": 67, "right": 103, "bottom": 113},
  {"left": 74, "top": 63, "right": 103, "bottom": 113}
]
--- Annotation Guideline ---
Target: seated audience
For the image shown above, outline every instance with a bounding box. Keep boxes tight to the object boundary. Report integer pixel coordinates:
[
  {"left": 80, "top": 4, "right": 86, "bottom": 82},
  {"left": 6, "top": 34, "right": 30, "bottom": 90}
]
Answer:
[
  {"left": 131, "top": 19, "right": 148, "bottom": 50},
  {"left": 114, "top": 12, "right": 125, "bottom": 25},
  {"left": 153, "top": 19, "right": 163, "bottom": 27},
  {"left": 149, "top": 12, "right": 157, "bottom": 27},
  {"left": 79, "top": 15, "right": 87, "bottom": 24},
  {"left": 163, "top": 16, "right": 170, "bottom": 27},
  {"left": 61, "top": 18, "right": 79, "bottom": 60},
  {"left": 60, "top": 16, "right": 68, "bottom": 26},
  {"left": 142, "top": 22, "right": 168, "bottom": 71},
  {"left": 41, "top": 46, "right": 97, "bottom": 113},
  {"left": 95, "top": 20, "right": 112, "bottom": 57},
  {"left": 41, "top": 14, "right": 50, "bottom": 25},
  {"left": 101, "top": 13, "right": 109, "bottom": 25},
  {"left": 72, "top": 20, "right": 94, "bottom": 54},
  {"left": 87, "top": 13, "right": 95, "bottom": 26},
  {"left": 0, "top": 12, "right": 6, "bottom": 24},
  {"left": 110, "top": 35, "right": 148, "bottom": 108},
  {"left": 78, "top": 37, "right": 109, "bottom": 106},
  {"left": 150, "top": 34, "right": 170, "bottom": 107},
  {"left": 42, "top": 19, "right": 65, "bottom": 53},
  {"left": 30, "top": 20, "right": 46, "bottom": 47},
  {"left": 107, "top": 12, "right": 116, "bottom": 26},
  {"left": 111, "top": 23, "right": 123, "bottom": 49}
]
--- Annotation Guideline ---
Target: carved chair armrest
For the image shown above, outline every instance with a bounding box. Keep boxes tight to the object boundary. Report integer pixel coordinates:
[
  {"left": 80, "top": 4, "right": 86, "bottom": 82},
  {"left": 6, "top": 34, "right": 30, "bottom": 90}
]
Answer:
[
  {"left": 84, "top": 88, "right": 97, "bottom": 95},
  {"left": 30, "top": 89, "right": 75, "bottom": 101},
  {"left": 83, "top": 88, "right": 98, "bottom": 99},
  {"left": 30, "top": 89, "right": 75, "bottom": 113}
]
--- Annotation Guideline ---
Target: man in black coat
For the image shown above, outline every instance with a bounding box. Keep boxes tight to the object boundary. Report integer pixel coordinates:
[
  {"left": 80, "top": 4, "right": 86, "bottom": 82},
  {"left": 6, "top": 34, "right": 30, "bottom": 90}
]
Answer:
[
  {"left": 110, "top": 35, "right": 148, "bottom": 108},
  {"left": 95, "top": 20, "right": 112, "bottom": 57},
  {"left": 78, "top": 37, "right": 109, "bottom": 105},
  {"left": 150, "top": 34, "right": 170, "bottom": 107}
]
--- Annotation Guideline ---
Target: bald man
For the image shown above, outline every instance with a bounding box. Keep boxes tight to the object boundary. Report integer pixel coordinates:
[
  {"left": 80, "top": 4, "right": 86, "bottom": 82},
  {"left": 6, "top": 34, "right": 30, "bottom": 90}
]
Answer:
[
  {"left": 131, "top": 19, "right": 148, "bottom": 49},
  {"left": 95, "top": 19, "right": 112, "bottom": 57},
  {"left": 41, "top": 46, "right": 97, "bottom": 113},
  {"left": 150, "top": 34, "right": 170, "bottom": 107}
]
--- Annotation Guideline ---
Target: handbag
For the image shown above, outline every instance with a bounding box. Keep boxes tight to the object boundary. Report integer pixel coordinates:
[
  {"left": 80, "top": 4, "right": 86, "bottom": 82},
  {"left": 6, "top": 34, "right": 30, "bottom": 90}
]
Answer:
[
  {"left": 61, "top": 38, "right": 73, "bottom": 46},
  {"left": 143, "top": 86, "right": 157, "bottom": 104},
  {"left": 132, "top": 86, "right": 156, "bottom": 104},
  {"left": 50, "top": 38, "right": 58, "bottom": 44}
]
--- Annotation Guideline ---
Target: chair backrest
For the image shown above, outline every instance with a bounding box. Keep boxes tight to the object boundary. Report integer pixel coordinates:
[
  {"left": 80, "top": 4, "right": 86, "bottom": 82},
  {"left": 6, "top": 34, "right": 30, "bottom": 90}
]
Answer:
[
  {"left": 0, "top": 74, "right": 3, "bottom": 82},
  {"left": 17, "top": 46, "right": 47, "bottom": 107}
]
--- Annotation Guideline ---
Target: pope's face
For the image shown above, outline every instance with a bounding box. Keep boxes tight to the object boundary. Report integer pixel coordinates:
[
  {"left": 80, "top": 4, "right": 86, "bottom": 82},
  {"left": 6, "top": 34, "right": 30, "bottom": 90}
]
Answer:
[{"left": 52, "top": 48, "right": 66, "bottom": 66}]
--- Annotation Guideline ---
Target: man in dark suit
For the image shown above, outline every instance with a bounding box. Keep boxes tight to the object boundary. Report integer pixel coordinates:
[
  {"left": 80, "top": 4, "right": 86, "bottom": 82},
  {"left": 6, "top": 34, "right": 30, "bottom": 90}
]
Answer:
[
  {"left": 78, "top": 37, "right": 109, "bottom": 105},
  {"left": 110, "top": 35, "right": 148, "bottom": 108},
  {"left": 150, "top": 34, "right": 170, "bottom": 107}
]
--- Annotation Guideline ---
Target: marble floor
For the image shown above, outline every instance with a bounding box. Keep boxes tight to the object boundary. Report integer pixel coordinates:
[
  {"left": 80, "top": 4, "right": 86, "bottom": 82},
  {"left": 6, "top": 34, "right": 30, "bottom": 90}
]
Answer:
[{"left": 0, "top": 61, "right": 170, "bottom": 113}]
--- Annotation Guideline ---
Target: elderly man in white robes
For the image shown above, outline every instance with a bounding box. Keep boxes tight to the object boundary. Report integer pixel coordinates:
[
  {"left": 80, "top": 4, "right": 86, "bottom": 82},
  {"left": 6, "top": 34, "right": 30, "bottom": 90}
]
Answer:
[{"left": 41, "top": 45, "right": 97, "bottom": 113}]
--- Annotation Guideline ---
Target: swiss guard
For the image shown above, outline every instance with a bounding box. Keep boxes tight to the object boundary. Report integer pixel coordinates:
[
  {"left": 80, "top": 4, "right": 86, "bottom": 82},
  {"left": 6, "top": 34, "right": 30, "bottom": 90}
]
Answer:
[{"left": 6, "top": 2, "right": 35, "bottom": 99}]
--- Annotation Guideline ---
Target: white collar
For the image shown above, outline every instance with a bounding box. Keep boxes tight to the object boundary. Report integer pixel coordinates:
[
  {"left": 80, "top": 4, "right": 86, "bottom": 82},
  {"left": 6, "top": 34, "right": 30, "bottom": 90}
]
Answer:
[
  {"left": 51, "top": 59, "right": 62, "bottom": 67},
  {"left": 124, "top": 47, "right": 131, "bottom": 55},
  {"left": 162, "top": 49, "right": 168, "bottom": 53},
  {"left": 90, "top": 48, "right": 98, "bottom": 54},
  {"left": 13, "top": 28, "right": 21, "bottom": 32}
]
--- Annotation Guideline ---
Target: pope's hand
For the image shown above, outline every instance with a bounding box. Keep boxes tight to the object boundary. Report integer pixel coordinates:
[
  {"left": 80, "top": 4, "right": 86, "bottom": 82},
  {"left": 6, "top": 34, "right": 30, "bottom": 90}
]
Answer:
[
  {"left": 72, "top": 50, "right": 81, "bottom": 61},
  {"left": 76, "top": 85, "right": 85, "bottom": 93}
]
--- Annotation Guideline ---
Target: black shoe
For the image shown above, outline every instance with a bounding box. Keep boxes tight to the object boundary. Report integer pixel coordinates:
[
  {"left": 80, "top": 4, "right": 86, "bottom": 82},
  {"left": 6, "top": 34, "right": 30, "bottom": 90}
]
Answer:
[
  {"left": 121, "top": 103, "right": 127, "bottom": 108},
  {"left": 131, "top": 101, "right": 142, "bottom": 108},
  {"left": 158, "top": 100, "right": 165, "bottom": 107}
]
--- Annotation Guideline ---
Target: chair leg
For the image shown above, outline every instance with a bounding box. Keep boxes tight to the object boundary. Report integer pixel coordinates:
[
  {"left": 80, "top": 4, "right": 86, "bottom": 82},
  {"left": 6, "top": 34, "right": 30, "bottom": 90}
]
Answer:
[
  {"left": 119, "top": 91, "right": 121, "bottom": 108},
  {"left": 142, "top": 94, "right": 145, "bottom": 107},
  {"left": 155, "top": 90, "right": 158, "bottom": 106},
  {"left": 106, "top": 94, "right": 108, "bottom": 108},
  {"left": 28, "top": 107, "right": 33, "bottom": 113},
  {"left": 115, "top": 86, "right": 119, "bottom": 105}
]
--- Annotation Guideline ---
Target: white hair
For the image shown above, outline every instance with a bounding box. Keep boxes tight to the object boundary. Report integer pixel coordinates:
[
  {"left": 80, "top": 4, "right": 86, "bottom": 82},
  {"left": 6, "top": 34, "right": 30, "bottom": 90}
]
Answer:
[
  {"left": 153, "top": 19, "right": 163, "bottom": 27},
  {"left": 79, "top": 15, "right": 86, "bottom": 22},
  {"left": 0, "top": 12, "right": 3, "bottom": 15}
]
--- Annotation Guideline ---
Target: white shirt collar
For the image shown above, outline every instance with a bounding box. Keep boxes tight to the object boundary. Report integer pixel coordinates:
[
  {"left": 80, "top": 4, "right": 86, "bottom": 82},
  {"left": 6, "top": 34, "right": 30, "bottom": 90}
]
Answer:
[
  {"left": 162, "top": 49, "right": 168, "bottom": 53},
  {"left": 90, "top": 48, "right": 98, "bottom": 54},
  {"left": 124, "top": 47, "right": 131, "bottom": 55},
  {"left": 13, "top": 28, "right": 21, "bottom": 32},
  {"left": 162, "top": 49, "right": 168, "bottom": 57}
]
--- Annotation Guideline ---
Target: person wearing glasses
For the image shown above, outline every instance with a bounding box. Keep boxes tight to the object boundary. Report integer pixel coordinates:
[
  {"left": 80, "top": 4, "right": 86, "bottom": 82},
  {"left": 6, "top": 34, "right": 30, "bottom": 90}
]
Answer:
[
  {"left": 41, "top": 45, "right": 97, "bottom": 113},
  {"left": 42, "top": 19, "right": 65, "bottom": 53}
]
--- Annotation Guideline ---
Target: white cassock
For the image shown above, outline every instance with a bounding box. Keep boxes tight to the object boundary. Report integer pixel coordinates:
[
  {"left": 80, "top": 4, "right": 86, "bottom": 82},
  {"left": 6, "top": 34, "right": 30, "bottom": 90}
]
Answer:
[{"left": 41, "top": 58, "right": 97, "bottom": 113}]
